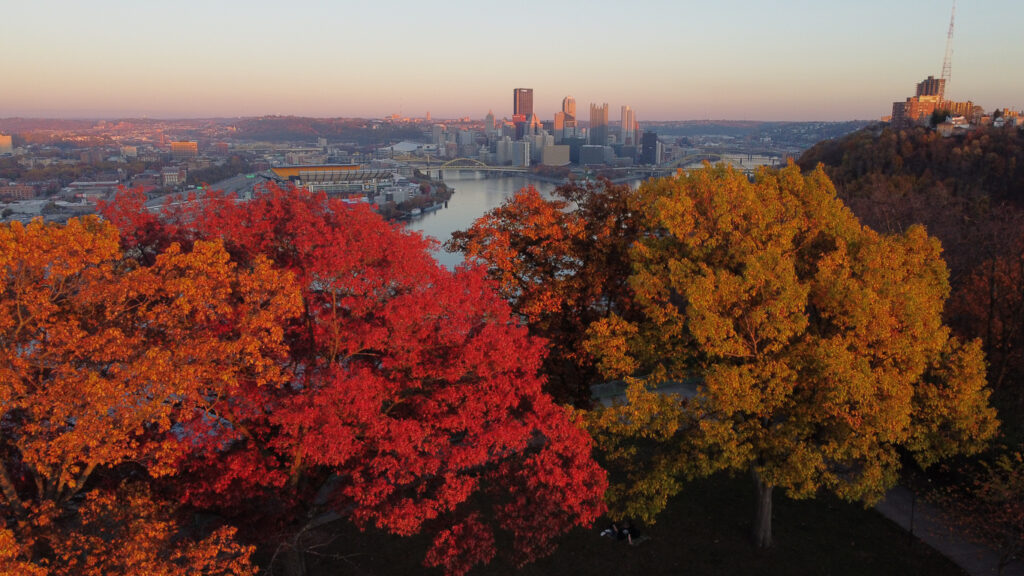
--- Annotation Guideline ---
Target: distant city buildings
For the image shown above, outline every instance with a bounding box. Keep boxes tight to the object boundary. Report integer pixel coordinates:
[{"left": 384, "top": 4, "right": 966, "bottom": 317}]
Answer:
[
  {"left": 562, "top": 96, "right": 576, "bottom": 120},
  {"left": 555, "top": 96, "right": 577, "bottom": 142},
  {"left": 160, "top": 166, "right": 187, "bottom": 187},
  {"left": 513, "top": 88, "right": 534, "bottom": 119},
  {"left": 171, "top": 141, "right": 199, "bottom": 160},
  {"left": 0, "top": 183, "right": 36, "bottom": 201},
  {"left": 541, "top": 145, "right": 570, "bottom": 166},
  {"left": 621, "top": 105, "right": 637, "bottom": 146},
  {"left": 641, "top": 131, "right": 663, "bottom": 165},
  {"left": 589, "top": 103, "right": 609, "bottom": 146},
  {"left": 512, "top": 88, "right": 534, "bottom": 140},
  {"left": 0, "top": 135, "right": 12, "bottom": 155},
  {"left": 891, "top": 75, "right": 983, "bottom": 128}
]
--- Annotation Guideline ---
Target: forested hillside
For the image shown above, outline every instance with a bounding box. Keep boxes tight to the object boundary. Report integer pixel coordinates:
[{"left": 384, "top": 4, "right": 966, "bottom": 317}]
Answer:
[{"left": 799, "top": 124, "right": 1024, "bottom": 407}]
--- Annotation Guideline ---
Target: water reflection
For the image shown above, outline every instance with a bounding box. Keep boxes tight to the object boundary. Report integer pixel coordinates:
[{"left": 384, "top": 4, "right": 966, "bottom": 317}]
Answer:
[{"left": 405, "top": 175, "right": 557, "bottom": 269}]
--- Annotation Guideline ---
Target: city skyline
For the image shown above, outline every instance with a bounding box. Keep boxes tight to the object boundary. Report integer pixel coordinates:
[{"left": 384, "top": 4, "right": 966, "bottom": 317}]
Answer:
[{"left": 2, "top": 0, "right": 1022, "bottom": 121}]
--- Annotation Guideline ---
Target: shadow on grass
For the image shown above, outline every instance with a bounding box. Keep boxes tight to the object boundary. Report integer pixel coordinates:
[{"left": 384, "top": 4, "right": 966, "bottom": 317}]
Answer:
[{"left": 294, "top": 472, "right": 965, "bottom": 576}]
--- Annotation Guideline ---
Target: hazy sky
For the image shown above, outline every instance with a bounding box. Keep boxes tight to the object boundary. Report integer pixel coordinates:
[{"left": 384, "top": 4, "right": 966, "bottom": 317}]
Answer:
[{"left": 2, "top": 0, "right": 1020, "bottom": 121}]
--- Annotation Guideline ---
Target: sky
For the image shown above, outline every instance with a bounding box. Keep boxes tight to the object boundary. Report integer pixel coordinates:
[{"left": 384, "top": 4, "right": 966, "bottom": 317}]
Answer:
[{"left": 1, "top": 0, "right": 1021, "bottom": 121}]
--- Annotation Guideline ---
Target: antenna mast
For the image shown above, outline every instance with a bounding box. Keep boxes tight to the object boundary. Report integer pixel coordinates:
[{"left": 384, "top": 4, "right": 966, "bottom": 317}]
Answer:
[{"left": 941, "top": 1, "right": 956, "bottom": 90}]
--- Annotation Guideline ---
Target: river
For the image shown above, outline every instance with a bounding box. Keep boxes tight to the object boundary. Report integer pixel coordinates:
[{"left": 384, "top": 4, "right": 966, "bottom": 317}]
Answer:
[{"left": 405, "top": 174, "right": 558, "bottom": 269}]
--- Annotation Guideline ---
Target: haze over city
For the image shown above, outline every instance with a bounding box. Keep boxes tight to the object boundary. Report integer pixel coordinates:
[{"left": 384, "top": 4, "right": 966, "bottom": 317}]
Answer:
[{"left": 2, "top": 0, "right": 1021, "bottom": 121}]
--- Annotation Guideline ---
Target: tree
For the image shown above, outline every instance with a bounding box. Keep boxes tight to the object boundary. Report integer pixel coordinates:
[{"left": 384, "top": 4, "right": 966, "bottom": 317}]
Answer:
[
  {"left": 0, "top": 216, "right": 295, "bottom": 574},
  {"left": 948, "top": 230, "right": 1024, "bottom": 400},
  {"left": 102, "top": 183, "right": 607, "bottom": 575},
  {"left": 585, "top": 164, "right": 998, "bottom": 547},
  {"left": 930, "top": 108, "right": 952, "bottom": 127},
  {"left": 932, "top": 450, "right": 1024, "bottom": 575},
  {"left": 448, "top": 179, "right": 641, "bottom": 402},
  {"left": 39, "top": 483, "right": 256, "bottom": 576}
]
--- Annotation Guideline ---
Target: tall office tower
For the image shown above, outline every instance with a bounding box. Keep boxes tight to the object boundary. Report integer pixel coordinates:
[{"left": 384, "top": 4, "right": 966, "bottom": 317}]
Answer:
[
  {"left": 589, "top": 103, "right": 609, "bottom": 146},
  {"left": 641, "top": 131, "right": 661, "bottom": 165},
  {"left": 562, "top": 96, "right": 576, "bottom": 122},
  {"left": 513, "top": 88, "right": 534, "bottom": 119},
  {"left": 485, "top": 110, "right": 495, "bottom": 131},
  {"left": 620, "top": 105, "right": 636, "bottom": 146}
]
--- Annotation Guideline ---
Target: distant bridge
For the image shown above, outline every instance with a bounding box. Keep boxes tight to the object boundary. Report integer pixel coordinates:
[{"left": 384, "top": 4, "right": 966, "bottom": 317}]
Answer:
[
  {"left": 406, "top": 158, "right": 530, "bottom": 176},
  {"left": 401, "top": 154, "right": 777, "bottom": 183}
]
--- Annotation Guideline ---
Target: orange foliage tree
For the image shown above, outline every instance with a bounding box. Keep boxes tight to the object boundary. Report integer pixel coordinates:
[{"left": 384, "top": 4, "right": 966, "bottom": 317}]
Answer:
[
  {"left": 101, "top": 184, "right": 606, "bottom": 576},
  {"left": 584, "top": 164, "right": 998, "bottom": 547},
  {"left": 448, "top": 179, "right": 642, "bottom": 403},
  {"left": 0, "top": 216, "right": 298, "bottom": 574}
]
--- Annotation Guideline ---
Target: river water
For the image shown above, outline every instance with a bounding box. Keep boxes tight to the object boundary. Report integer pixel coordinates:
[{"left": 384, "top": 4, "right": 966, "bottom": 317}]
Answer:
[{"left": 405, "top": 174, "right": 558, "bottom": 269}]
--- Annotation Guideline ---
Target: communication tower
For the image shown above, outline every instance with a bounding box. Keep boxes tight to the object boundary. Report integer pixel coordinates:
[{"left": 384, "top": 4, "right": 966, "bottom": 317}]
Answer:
[{"left": 940, "top": 1, "right": 956, "bottom": 89}]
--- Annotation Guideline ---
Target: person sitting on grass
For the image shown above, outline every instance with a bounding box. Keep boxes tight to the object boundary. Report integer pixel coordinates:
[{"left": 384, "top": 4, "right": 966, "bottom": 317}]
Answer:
[
  {"left": 600, "top": 520, "right": 637, "bottom": 545},
  {"left": 618, "top": 520, "right": 634, "bottom": 545}
]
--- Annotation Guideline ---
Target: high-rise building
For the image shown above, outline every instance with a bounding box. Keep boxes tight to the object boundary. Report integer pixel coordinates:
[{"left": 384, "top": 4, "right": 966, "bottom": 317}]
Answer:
[
  {"left": 554, "top": 96, "right": 578, "bottom": 143},
  {"left": 589, "top": 103, "right": 609, "bottom": 146},
  {"left": 620, "top": 105, "right": 637, "bottom": 146},
  {"left": 0, "top": 134, "right": 12, "bottom": 155},
  {"left": 891, "top": 74, "right": 968, "bottom": 128},
  {"left": 512, "top": 140, "right": 530, "bottom": 167},
  {"left": 431, "top": 124, "right": 447, "bottom": 156},
  {"left": 641, "top": 131, "right": 662, "bottom": 165},
  {"left": 562, "top": 96, "right": 576, "bottom": 122},
  {"left": 514, "top": 88, "right": 533, "bottom": 119},
  {"left": 527, "top": 114, "right": 542, "bottom": 137},
  {"left": 917, "top": 75, "right": 946, "bottom": 99},
  {"left": 485, "top": 110, "right": 495, "bottom": 131}
]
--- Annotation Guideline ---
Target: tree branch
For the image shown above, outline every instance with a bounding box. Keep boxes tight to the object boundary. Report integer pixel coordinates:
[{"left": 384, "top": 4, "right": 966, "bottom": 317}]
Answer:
[{"left": 0, "top": 462, "right": 25, "bottom": 516}]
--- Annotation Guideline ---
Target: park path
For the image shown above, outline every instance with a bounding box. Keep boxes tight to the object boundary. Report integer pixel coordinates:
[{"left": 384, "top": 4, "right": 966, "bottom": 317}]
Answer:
[
  {"left": 594, "top": 380, "right": 1020, "bottom": 576},
  {"left": 875, "top": 486, "right": 1020, "bottom": 576}
]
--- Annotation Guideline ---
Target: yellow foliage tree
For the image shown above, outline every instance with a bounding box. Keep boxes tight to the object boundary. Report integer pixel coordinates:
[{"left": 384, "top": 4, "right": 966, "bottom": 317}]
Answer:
[{"left": 585, "top": 164, "right": 998, "bottom": 547}]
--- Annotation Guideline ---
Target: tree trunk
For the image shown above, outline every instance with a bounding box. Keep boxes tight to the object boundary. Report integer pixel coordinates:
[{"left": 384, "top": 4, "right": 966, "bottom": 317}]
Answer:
[
  {"left": 752, "top": 467, "right": 773, "bottom": 548},
  {"left": 0, "top": 464, "right": 24, "bottom": 516}
]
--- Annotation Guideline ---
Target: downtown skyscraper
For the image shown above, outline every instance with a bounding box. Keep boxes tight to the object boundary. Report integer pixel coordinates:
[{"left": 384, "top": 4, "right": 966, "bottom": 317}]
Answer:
[
  {"left": 562, "top": 96, "right": 576, "bottom": 122},
  {"left": 513, "top": 88, "right": 533, "bottom": 121},
  {"left": 589, "top": 102, "right": 609, "bottom": 146},
  {"left": 621, "top": 105, "right": 636, "bottom": 146},
  {"left": 554, "top": 95, "right": 577, "bottom": 142}
]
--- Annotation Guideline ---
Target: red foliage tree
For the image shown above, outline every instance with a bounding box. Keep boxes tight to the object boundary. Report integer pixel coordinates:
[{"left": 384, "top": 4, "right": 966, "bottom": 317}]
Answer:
[
  {"left": 102, "top": 183, "right": 607, "bottom": 575},
  {"left": 448, "top": 179, "right": 642, "bottom": 403},
  {"left": 949, "top": 231, "right": 1024, "bottom": 396}
]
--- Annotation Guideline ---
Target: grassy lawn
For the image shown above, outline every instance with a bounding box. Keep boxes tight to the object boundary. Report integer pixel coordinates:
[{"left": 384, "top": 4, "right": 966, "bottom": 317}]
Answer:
[{"left": 300, "top": 472, "right": 964, "bottom": 576}]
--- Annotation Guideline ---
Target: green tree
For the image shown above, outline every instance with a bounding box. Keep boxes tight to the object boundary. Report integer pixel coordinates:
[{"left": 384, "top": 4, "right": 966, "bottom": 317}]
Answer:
[{"left": 586, "top": 164, "right": 998, "bottom": 547}]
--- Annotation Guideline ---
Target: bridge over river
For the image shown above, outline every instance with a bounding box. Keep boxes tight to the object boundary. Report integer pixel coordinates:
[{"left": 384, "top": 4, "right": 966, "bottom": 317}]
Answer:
[
  {"left": 403, "top": 157, "right": 681, "bottom": 181},
  {"left": 401, "top": 154, "right": 780, "bottom": 183}
]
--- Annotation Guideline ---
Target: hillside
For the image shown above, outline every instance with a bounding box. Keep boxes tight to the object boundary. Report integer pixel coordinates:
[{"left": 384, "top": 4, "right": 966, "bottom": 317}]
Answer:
[{"left": 798, "top": 123, "right": 1024, "bottom": 412}]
